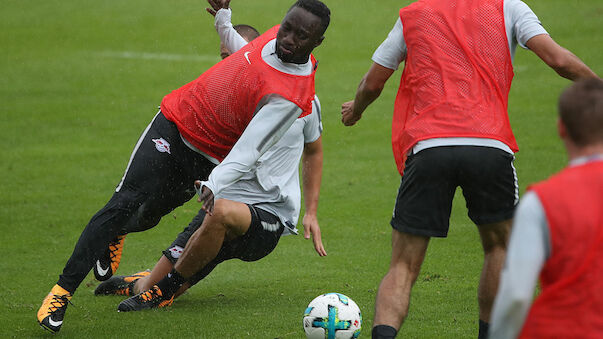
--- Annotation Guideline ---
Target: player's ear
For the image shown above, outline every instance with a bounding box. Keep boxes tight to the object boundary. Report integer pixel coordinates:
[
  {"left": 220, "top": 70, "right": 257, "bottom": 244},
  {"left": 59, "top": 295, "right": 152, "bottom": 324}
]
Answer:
[
  {"left": 313, "top": 36, "right": 325, "bottom": 48},
  {"left": 557, "top": 118, "right": 568, "bottom": 139}
]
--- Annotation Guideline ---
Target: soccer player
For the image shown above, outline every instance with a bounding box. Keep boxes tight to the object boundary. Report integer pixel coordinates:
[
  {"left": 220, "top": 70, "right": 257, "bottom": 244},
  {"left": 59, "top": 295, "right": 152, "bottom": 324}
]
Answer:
[
  {"left": 113, "top": 2, "right": 328, "bottom": 311},
  {"left": 339, "top": 0, "right": 597, "bottom": 338},
  {"left": 96, "top": 96, "right": 325, "bottom": 302},
  {"left": 90, "top": 10, "right": 262, "bottom": 287},
  {"left": 489, "top": 78, "right": 603, "bottom": 338},
  {"left": 94, "top": 3, "right": 326, "bottom": 303},
  {"left": 37, "top": 0, "right": 330, "bottom": 333}
]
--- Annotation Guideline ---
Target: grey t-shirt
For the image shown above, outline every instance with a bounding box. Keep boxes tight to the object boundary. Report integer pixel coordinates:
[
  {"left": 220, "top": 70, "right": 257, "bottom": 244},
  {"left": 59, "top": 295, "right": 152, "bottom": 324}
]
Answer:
[{"left": 217, "top": 97, "right": 322, "bottom": 235}]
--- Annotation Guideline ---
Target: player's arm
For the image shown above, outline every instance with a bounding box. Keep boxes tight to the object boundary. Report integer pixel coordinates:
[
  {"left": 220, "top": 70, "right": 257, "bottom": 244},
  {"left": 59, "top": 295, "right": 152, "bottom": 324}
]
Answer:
[
  {"left": 198, "top": 97, "right": 302, "bottom": 213},
  {"left": 341, "top": 63, "right": 395, "bottom": 126},
  {"left": 489, "top": 192, "right": 550, "bottom": 339},
  {"left": 526, "top": 34, "right": 598, "bottom": 80},
  {"left": 302, "top": 136, "right": 325, "bottom": 256},
  {"left": 342, "top": 17, "right": 403, "bottom": 126},
  {"left": 206, "top": 0, "right": 248, "bottom": 54},
  {"left": 508, "top": 0, "right": 597, "bottom": 80}
]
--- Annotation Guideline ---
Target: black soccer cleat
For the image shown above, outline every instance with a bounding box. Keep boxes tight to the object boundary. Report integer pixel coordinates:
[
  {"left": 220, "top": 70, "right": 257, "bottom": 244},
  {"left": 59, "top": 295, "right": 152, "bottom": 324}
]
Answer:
[
  {"left": 94, "top": 270, "right": 151, "bottom": 296},
  {"left": 117, "top": 285, "right": 174, "bottom": 312}
]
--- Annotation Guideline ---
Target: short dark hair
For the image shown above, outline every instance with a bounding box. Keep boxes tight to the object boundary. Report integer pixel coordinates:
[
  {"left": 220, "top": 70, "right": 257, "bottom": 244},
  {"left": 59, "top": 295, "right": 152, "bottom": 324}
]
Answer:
[
  {"left": 233, "top": 24, "right": 260, "bottom": 41},
  {"left": 559, "top": 77, "right": 603, "bottom": 146},
  {"left": 289, "top": 0, "right": 331, "bottom": 35}
]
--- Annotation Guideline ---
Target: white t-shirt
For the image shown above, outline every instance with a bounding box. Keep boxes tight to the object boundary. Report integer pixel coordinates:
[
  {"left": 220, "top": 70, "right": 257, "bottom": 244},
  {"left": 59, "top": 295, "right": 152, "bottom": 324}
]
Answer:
[
  {"left": 372, "top": 0, "right": 549, "bottom": 155},
  {"left": 197, "top": 9, "right": 321, "bottom": 233},
  {"left": 218, "top": 98, "right": 322, "bottom": 234}
]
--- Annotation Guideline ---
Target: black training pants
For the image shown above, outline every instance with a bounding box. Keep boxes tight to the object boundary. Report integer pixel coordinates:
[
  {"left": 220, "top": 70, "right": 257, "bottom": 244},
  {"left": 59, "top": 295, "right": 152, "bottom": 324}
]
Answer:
[{"left": 58, "top": 112, "right": 215, "bottom": 293}]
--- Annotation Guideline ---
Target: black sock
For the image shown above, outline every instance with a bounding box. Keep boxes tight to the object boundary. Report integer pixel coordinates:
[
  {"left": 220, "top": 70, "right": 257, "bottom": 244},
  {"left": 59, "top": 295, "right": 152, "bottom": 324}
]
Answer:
[
  {"left": 478, "top": 320, "right": 489, "bottom": 339},
  {"left": 155, "top": 269, "right": 186, "bottom": 298},
  {"left": 372, "top": 325, "right": 398, "bottom": 339}
]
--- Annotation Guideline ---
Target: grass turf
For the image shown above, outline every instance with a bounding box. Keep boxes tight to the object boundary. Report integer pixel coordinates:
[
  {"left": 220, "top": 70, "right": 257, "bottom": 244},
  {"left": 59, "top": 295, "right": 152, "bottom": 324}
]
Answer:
[{"left": 1, "top": 0, "right": 601, "bottom": 337}]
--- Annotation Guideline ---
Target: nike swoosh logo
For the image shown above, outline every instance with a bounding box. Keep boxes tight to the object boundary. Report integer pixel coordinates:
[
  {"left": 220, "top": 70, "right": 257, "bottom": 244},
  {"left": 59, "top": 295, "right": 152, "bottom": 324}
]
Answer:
[
  {"left": 244, "top": 51, "right": 251, "bottom": 64},
  {"left": 96, "top": 260, "right": 110, "bottom": 276},
  {"left": 48, "top": 318, "right": 63, "bottom": 327}
]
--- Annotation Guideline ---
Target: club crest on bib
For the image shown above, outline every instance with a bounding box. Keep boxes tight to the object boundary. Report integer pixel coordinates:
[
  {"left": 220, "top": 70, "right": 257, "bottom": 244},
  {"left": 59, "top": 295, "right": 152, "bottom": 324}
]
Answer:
[
  {"left": 168, "top": 245, "right": 184, "bottom": 259},
  {"left": 152, "top": 138, "right": 171, "bottom": 154}
]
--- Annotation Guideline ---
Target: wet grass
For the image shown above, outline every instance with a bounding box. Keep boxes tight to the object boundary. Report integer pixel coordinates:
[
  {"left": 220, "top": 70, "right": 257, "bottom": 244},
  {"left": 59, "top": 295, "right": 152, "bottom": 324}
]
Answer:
[{"left": 1, "top": 0, "right": 601, "bottom": 337}]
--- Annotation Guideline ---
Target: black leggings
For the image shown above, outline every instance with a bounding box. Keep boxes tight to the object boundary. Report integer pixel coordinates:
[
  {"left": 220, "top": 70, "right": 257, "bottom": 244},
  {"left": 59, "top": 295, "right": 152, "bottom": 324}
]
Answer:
[
  {"left": 163, "top": 205, "right": 284, "bottom": 286},
  {"left": 58, "top": 112, "right": 215, "bottom": 293}
]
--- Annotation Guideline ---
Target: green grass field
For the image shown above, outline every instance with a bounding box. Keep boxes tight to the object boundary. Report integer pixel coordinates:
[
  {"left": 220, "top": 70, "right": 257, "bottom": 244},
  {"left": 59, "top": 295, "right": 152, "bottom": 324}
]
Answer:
[{"left": 1, "top": 0, "right": 601, "bottom": 337}]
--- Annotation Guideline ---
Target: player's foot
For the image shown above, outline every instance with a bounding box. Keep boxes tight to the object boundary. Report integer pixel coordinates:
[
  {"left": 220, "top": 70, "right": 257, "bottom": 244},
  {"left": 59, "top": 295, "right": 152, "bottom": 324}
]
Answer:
[
  {"left": 37, "top": 284, "right": 73, "bottom": 333},
  {"left": 94, "top": 270, "right": 151, "bottom": 296},
  {"left": 94, "top": 234, "right": 126, "bottom": 281},
  {"left": 117, "top": 285, "right": 174, "bottom": 312}
]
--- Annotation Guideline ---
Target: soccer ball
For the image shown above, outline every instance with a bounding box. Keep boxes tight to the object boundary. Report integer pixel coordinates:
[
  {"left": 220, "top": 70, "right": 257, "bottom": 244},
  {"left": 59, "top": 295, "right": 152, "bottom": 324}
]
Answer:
[{"left": 303, "top": 293, "right": 362, "bottom": 339}]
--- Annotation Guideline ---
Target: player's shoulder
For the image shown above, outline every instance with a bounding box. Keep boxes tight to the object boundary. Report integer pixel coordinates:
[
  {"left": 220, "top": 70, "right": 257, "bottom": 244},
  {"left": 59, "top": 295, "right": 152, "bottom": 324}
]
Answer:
[{"left": 504, "top": 0, "right": 535, "bottom": 16}]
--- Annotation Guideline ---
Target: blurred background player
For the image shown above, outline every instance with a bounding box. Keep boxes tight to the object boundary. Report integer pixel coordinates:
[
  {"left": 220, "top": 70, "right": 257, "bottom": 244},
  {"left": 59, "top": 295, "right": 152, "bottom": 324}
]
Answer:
[
  {"left": 95, "top": 7, "right": 325, "bottom": 302},
  {"left": 221, "top": 24, "right": 260, "bottom": 59},
  {"left": 340, "top": 0, "right": 597, "bottom": 338},
  {"left": 113, "top": 0, "right": 330, "bottom": 311},
  {"left": 489, "top": 77, "right": 603, "bottom": 338},
  {"left": 37, "top": 0, "right": 329, "bottom": 332}
]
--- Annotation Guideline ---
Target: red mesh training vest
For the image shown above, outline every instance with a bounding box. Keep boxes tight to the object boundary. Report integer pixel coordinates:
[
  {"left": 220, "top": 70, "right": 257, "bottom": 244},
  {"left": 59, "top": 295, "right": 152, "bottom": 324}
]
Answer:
[
  {"left": 521, "top": 161, "right": 603, "bottom": 338},
  {"left": 161, "top": 25, "right": 316, "bottom": 162},
  {"left": 393, "top": 0, "right": 516, "bottom": 175}
]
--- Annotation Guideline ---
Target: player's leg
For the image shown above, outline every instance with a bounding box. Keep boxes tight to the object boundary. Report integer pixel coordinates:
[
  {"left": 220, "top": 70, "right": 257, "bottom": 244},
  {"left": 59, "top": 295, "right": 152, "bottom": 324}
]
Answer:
[
  {"left": 174, "top": 199, "right": 252, "bottom": 277},
  {"left": 133, "top": 209, "right": 209, "bottom": 295},
  {"left": 92, "top": 112, "right": 216, "bottom": 281},
  {"left": 459, "top": 146, "right": 517, "bottom": 338},
  {"left": 165, "top": 205, "right": 285, "bottom": 294},
  {"left": 116, "top": 199, "right": 253, "bottom": 311},
  {"left": 476, "top": 220, "right": 511, "bottom": 323},
  {"left": 373, "top": 230, "right": 429, "bottom": 329},
  {"left": 373, "top": 147, "right": 458, "bottom": 338},
  {"left": 117, "top": 204, "right": 284, "bottom": 311},
  {"left": 38, "top": 112, "right": 212, "bottom": 332},
  {"left": 59, "top": 112, "right": 207, "bottom": 290},
  {"left": 95, "top": 209, "right": 206, "bottom": 297}
]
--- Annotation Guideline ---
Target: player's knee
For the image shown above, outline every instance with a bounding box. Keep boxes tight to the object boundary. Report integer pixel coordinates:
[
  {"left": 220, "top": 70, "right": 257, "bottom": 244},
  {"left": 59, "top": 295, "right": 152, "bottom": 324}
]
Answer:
[
  {"left": 127, "top": 202, "right": 162, "bottom": 232},
  {"left": 209, "top": 199, "right": 230, "bottom": 222},
  {"left": 210, "top": 199, "right": 243, "bottom": 225},
  {"left": 113, "top": 188, "right": 163, "bottom": 232}
]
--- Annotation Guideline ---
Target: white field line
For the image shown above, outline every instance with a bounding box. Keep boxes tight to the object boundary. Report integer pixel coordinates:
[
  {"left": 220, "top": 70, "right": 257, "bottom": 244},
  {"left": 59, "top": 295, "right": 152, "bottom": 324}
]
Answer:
[{"left": 94, "top": 50, "right": 220, "bottom": 63}]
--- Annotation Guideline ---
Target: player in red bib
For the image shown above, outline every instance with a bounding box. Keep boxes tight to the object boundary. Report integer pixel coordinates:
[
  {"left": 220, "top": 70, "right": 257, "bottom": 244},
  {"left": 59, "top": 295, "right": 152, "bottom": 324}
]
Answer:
[
  {"left": 37, "top": 0, "right": 330, "bottom": 333},
  {"left": 340, "top": 0, "right": 598, "bottom": 338},
  {"left": 490, "top": 78, "right": 603, "bottom": 338}
]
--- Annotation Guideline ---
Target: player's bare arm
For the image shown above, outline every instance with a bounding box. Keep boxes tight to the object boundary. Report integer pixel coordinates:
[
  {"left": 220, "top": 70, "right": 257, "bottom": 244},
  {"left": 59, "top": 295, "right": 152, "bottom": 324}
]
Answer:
[
  {"left": 302, "top": 136, "right": 326, "bottom": 256},
  {"left": 342, "top": 62, "right": 395, "bottom": 126},
  {"left": 526, "top": 34, "right": 598, "bottom": 80},
  {"left": 206, "top": 0, "right": 230, "bottom": 17}
]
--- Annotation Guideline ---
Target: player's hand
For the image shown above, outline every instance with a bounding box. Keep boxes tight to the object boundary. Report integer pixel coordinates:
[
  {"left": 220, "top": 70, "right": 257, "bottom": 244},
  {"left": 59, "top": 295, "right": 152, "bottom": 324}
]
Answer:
[
  {"left": 206, "top": 0, "right": 231, "bottom": 17},
  {"left": 341, "top": 100, "right": 362, "bottom": 126},
  {"left": 303, "top": 214, "right": 327, "bottom": 257},
  {"left": 194, "top": 180, "right": 215, "bottom": 215}
]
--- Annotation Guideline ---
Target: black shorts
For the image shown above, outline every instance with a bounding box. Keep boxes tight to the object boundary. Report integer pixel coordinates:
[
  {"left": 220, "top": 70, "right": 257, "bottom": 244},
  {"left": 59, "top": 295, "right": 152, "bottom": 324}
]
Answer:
[
  {"left": 163, "top": 205, "right": 284, "bottom": 286},
  {"left": 390, "top": 146, "right": 518, "bottom": 238}
]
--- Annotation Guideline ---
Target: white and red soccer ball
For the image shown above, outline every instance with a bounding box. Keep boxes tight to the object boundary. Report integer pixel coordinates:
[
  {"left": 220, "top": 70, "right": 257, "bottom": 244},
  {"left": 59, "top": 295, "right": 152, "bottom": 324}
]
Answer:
[{"left": 303, "top": 293, "right": 362, "bottom": 339}]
